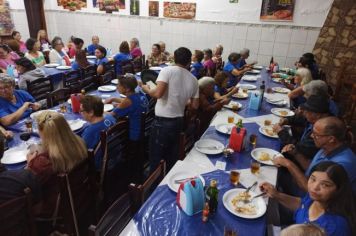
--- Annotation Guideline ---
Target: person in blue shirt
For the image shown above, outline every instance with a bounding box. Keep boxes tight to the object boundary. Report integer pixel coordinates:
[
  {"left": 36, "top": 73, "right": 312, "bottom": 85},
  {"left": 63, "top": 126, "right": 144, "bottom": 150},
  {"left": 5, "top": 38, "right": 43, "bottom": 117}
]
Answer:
[
  {"left": 80, "top": 95, "right": 117, "bottom": 169},
  {"left": 223, "top": 52, "right": 251, "bottom": 88},
  {"left": 71, "top": 49, "right": 90, "bottom": 70},
  {"left": 190, "top": 50, "right": 204, "bottom": 79},
  {"left": 94, "top": 45, "right": 108, "bottom": 75},
  {"left": 213, "top": 71, "right": 238, "bottom": 100},
  {"left": 261, "top": 161, "right": 356, "bottom": 236},
  {"left": 0, "top": 74, "right": 40, "bottom": 126},
  {"left": 237, "top": 48, "right": 257, "bottom": 69},
  {"left": 86, "top": 35, "right": 100, "bottom": 56},
  {"left": 113, "top": 41, "right": 132, "bottom": 75},
  {"left": 273, "top": 116, "right": 356, "bottom": 194}
]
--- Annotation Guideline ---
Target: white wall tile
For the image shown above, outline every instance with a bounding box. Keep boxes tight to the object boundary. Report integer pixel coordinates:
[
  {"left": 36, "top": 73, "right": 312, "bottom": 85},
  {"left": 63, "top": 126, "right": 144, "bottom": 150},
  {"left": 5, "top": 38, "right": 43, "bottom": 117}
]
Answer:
[
  {"left": 274, "top": 56, "right": 287, "bottom": 68},
  {"left": 285, "top": 57, "right": 299, "bottom": 68},
  {"left": 258, "top": 41, "right": 274, "bottom": 56},
  {"left": 246, "top": 25, "right": 261, "bottom": 40},
  {"left": 273, "top": 43, "right": 289, "bottom": 57},
  {"left": 231, "top": 39, "right": 245, "bottom": 52},
  {"left": 257, "top": 55, "right": 271, "bottom": 66},
  {"left": 275, "top": 28, "right": 292, "bottom": 43},
  {"left": 287, "top": 44, "right": 305, "bottom": 58},
  {"left": 245, "top": 40, "right": 260, "bottom": 54},
  {"left": 234, "top": 25, "right": 248, "bottom": 40},
  {"left": 306, "top": 29, "right": 320, "bottom": 45},
  {"left": 290, "top": 28, "right": 307, "bottom": 44},
  {"left": 303, "top": 44, "right": 315, "bottom": 53},
  {"left": 260, "top": 27, "right": 276, "bottom": 42}
]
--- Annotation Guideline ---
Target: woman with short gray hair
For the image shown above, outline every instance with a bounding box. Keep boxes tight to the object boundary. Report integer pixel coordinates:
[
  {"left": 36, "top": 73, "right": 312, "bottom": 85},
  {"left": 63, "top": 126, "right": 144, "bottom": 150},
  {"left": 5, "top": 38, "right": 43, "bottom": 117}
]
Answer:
[
  {"left": 0, "top": 74, "right": 40, "bottom": 126},
  {"left": 130, "top": 38, "right": 142, "bottom": 59}
]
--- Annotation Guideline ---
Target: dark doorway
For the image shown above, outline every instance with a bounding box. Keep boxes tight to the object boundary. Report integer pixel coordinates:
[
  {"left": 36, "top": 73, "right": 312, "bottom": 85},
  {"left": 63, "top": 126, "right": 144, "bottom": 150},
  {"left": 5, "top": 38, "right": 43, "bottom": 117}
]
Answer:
[{"left": 24, "top": 0, "right": 46, "bottom": 38}]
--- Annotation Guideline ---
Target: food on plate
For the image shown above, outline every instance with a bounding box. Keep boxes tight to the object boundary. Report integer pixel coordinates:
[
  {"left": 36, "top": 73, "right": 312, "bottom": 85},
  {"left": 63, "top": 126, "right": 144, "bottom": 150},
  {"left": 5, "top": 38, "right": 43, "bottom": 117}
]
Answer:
[
  {"left": 279, "top": 110, "right": 289, "bottom": 116},
  {"left": 233, "top": 93, "right": 248, "bottom": 99},
  {"left": 264, "top": 127, "right": 276, "bottom": 136},
  {"left": 231, "top": 192, "right": 257, "bottom": 215},
  {"left": 264, "top": 120, "right": 272, "bottom": 126},
  {"left": 235, "top": 205, "right": 257, "bottom": 215},
  {"left": 259, "top": 152, "right": 271, "bottom": 161},
  {"left": 232, "top": 191, "right": 251, "bottom": 203}
]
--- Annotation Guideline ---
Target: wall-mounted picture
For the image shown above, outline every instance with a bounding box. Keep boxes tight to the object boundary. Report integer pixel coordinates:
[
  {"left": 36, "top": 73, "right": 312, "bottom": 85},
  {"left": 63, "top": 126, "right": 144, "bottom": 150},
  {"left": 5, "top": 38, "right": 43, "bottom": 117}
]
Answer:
[
  {"left": 229, "top": 0, "right": 239, "bottom": 3},
  {"left": 149, "top": 1, "right": 159, "bottom": 17},
  {"left": 163, "top": 2, "right": 196, "bottom": 20},
  {"left": 57, "top": 0, "right": 87, "bottom": 11},
  {"left": 260, "top": 0, "right": 295, "bottom": 21},
  {"left": 97, "top": 0, "right": 124, "bottom": 13},
  {"left": 130, "top": 0, "right": 139, "bottom": 15},
  {"left": 0, "top": 0, "right": 14, "bottom": 36}
]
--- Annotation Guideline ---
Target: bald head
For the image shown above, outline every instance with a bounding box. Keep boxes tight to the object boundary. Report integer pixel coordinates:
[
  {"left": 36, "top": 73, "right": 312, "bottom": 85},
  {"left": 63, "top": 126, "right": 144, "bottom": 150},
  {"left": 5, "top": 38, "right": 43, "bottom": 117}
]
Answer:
[{"left": 316, "top": 117, "right": 346, "bottom": 142}]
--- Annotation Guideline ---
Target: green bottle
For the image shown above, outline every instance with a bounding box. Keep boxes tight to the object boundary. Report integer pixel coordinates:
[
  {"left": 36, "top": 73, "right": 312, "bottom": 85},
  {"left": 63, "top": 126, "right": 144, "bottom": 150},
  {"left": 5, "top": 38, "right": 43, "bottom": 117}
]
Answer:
[
  {"left": 236, "top": 119, "right": 243, "bottom": 129},
  {"left": 206, "top": 179, "right": 219, "bottom": 214}
]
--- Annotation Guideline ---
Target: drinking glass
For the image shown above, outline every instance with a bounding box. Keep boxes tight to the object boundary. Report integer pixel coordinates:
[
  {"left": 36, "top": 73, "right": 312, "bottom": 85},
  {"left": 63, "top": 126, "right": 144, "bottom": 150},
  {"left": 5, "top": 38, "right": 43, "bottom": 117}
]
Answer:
[
  {"left": 224, "top": 225, "right": 238, "bottom": 236},
  {"left": 249, "top": 134, "right": 257, "bottom": 149},
  {"left": 60, "top": 103, "right": 67, "bottom": 113},
  {"left": 228, "top": 116, "right": 234, "bottom": 124},
  {"left": 25, "top": 118, "right": 33, "bottom": 133},
  {"left": 250, "top": 160, "right": 261, "bottom": 175},
  {"left": 230, "top": 170, "right": 240, "bottom": 186}
]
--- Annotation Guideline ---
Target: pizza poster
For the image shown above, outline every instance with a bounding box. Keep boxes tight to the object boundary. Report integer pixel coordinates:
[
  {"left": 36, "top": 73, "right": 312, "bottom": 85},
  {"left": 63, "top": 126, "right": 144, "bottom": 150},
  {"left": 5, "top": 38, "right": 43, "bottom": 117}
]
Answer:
[
  {"left": 260, "top": 0, "right": 295, "bottom": 21},
  {"left": 0, "top": 0, "right": 14, "bottom": 36},
  {"left": 163, "top": 2, "right": 196, "bottom": 20},
  {"left": 96, "top": 0, "right": 125, "bottom": 12},
  {"left": 57, "top": 0, "right": 87, "bottom": 11}
]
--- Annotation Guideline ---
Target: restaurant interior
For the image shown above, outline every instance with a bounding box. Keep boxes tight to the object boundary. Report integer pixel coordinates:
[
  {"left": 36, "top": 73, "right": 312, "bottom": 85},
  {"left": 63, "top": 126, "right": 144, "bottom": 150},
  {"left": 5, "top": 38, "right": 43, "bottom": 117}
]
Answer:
[{"left": 0, "top": 0, "right": 356, "bottom": 235}]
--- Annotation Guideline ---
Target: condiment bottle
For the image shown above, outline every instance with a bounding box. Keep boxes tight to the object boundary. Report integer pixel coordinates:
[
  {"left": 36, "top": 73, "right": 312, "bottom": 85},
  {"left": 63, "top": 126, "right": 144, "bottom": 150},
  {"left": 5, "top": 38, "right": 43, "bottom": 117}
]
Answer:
[
  {"left": 206, "top": 179, "right": 219, "bottom": 214},
  {"left": 202, "top": 202, "right": 209, "bottom": 222}
]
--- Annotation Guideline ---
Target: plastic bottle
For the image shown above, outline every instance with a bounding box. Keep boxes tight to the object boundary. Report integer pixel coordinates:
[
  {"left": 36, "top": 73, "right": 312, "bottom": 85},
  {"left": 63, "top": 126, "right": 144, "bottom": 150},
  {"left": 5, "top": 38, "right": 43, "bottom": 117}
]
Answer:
[
  {"left": 202, "top": 202, "right": 209, "bottom": 222},
  {"left": 259, "top": 81, "right": 265, "bottom": 109},
  {"left": 206, "top": 180, "right": 219, "bottom": 214}
]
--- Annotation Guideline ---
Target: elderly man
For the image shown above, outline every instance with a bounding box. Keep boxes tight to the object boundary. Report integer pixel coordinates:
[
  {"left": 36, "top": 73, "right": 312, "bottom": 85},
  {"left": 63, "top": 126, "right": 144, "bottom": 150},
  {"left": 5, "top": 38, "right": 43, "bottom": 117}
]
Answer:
[
  {"left": 237, "top": 48, "right": 257, "bottom": 69},
  {"left": 0, "top": 74, "right": 40, "bottom": 126},
  {"left": 274, "top": 116, "right": 356, "bottom": 193}
]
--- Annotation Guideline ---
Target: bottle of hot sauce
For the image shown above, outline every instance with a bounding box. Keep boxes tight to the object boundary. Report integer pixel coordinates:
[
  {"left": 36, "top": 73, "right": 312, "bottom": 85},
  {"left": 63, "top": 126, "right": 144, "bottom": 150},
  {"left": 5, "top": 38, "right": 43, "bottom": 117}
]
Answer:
[{"left": 202, "top": 202, "right": 209, "bottom": 222}]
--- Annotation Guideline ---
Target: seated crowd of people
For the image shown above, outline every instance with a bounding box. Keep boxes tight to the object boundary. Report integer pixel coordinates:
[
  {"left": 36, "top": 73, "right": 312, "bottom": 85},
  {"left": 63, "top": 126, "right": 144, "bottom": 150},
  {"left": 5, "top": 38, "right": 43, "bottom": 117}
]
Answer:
[{"left": 0, "top": 29, "right": 355, "bottom": 236}]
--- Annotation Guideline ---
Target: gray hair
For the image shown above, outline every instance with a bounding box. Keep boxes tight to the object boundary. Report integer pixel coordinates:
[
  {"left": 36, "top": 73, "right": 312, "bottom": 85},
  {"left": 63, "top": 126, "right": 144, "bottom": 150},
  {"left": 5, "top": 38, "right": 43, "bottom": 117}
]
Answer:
[
  {"left": 130, "top": 38, "right": 140, "bottom": 47},
  {"left": 240, "top": 48, "right": 250, "bottom": 55},
  {"left": 0, "top": 73, "right": 15, "bottom": 87},
  {"left": 296, "top": 68, "right": 313, "bottom": 86},
  {"left": 198, "top": 77, "right": 215, "bottom": 90},
  {"left": 303, "top": 80, "right": 328, "bottom": 98}
]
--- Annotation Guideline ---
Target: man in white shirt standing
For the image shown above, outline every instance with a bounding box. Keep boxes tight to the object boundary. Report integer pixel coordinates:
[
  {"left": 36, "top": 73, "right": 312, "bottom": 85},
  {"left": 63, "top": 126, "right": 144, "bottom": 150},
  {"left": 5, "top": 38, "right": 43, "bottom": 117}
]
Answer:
[{"left": 141, "top": 47, "right": 199, "bottom": 172}]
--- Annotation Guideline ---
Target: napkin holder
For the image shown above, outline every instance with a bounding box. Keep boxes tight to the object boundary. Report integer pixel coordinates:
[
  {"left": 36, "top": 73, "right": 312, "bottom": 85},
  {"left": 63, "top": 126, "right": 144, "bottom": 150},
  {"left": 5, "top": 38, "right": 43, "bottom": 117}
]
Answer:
[
  {"left": 176, "top": 177, "right": 205, "bottom": 216},
  {"left": 229, "top": 127, "right": 247, "bottom": 152},
  {"left": 70, "top": 94, "right": 81, "bottom": 113},
  {"left": 248, "top": 91, "right": 262, "bottom": 111}
]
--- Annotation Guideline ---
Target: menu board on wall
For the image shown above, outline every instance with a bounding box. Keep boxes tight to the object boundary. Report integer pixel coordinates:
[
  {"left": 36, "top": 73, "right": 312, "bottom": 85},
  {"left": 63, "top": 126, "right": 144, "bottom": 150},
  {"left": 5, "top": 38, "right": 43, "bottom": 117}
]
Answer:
[
  {"left": 0, "top": 0, "right": 14, "bottom": 36},
  {"left": 163, "top": 2, "right": 196, "bottom": 20},
  {"left": 260, "top": 0, "right": 295, "bottom": 21},
  {"left": 149, "top": 1, "right": 159, "bottom": 17},
  {"left": 57, "top": 0, "right": 87, "bottom": 11}
]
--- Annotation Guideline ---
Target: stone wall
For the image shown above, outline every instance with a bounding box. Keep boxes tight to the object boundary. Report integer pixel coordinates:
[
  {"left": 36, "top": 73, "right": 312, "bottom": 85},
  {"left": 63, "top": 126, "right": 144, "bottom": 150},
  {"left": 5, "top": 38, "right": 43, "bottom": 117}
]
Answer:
[{"left": 313, "top": 0, "right": 356, "bottom": 92}]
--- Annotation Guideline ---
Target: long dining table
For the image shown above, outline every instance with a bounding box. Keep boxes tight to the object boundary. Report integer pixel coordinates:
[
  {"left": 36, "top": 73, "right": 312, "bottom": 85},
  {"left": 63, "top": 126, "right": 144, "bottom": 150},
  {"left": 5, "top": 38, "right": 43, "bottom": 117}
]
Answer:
[{"left": 120, "top": 68, "right": 291, "bottom": 236}]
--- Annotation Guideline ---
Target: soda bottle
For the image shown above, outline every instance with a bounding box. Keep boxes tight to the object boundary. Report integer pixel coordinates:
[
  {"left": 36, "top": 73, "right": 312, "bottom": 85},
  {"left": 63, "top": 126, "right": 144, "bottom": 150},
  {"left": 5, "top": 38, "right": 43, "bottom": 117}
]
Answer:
[{"left": 206, "top": 179, "right": 219, "bottom": 214}]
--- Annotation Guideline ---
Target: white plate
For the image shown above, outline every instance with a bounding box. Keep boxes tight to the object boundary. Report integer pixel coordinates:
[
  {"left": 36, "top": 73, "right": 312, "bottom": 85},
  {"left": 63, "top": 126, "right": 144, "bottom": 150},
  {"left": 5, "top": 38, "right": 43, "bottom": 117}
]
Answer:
[
  {"left": 247, "top": 69, "right": 260, "bottom": 74},
  {"left": 253, "top": 65, "right": 264, "bottom": 70},
  {"left": 271, "top": 108, "right": 295, "bottom": 117},
  {"left": 251, "top": 148, "right": 282, "bottom": 166},
  {"left": 194, "top": 139, "right": 224, "bottom": 155},
  {"left": 44, "top": 63, "right": 60, "bottom": 68},
  {"left": 242, "top": 75, "right": 258, "bottom": 82},
  {"left": 215, "top": 123, "right": 235, "bottom": 135},
  {"left": 272, "top": 87, "right": 290, "bottom": 94},
  {"left": 266, "top": 98, "right": 287, "bottom": 106},
  {"left": 111, "top": 79, "right": 119, "bottom": 85},
  {"left": 259, "top": 126, "right": 278, "bottom": 139},
  {"left": 67, "top": 119, "right": 86, "bottom": 131},
  {"left": 1, "top": 147, "right": 27, "bottom": 165},
  {"left": 223, "top": 101, "right": 242, "bottom": 110},
  {"left": 239, "top": 84, "right": 257, "bottom": 90},
  {"left": 232, "top": 93, "right": 248, "bottom": 99},
  {"left": 136, "top": 72, "right": 141, "bottom": 76},
  {"left": 86, "top": 55, "right": 96, "bottom": 59},
  {"left": 104, "top": 104, "right": 114, "bottom": 112},
  {"left": 98, "top": 85, "right": 116, "bottom": 92},
  {"left": 149, "top": 66, "right": 162, "bottom": 71},
  {"left": 223, "top": 188, "right": 267, "bottom": 219},
  {"left": 271, "top": 77, "right": 282, "bottom": 83},
  {"left": 167, "top": 171, "right": 205, "bottom": 193},
  {"left": 56, "top": 66, "right": 71, "bottom": 70}
]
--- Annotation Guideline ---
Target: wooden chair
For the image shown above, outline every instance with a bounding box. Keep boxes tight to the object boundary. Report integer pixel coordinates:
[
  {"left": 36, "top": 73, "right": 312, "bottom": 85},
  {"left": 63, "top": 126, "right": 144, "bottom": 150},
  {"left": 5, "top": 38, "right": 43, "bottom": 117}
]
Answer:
[
  {"left": 63, "top": 69, "right": 82, "bottom": 89},
  {"left": 120, "top": 60, "right": 135, "bottom": 75},
  {"left": 129, "top": 160, "right": 166, "bottom": 210},
  {"left": 178, "top": 118, "right": 201, "bottom": 161},
  {"left": 81, "top": 65, "right": 98, "bottom": 84},
  {"left": 133, "top": 55, "right": 145, "bottom": 73},
  {"left": 88, "top": 191, "right": 136, "bottom": 236},
  {"left": 26, "top": 76, "right": 54, "bottom": 101},
  {"left": 0, "top": 188, "right": 36, "bottom": 236},
  {"left": 206, "top": 64, "right": 217, "bottom": 77},
  {"left": 46, "top": 88, "right": 72, "bottom": 108},
  {"left": 99, "top": 60, "right": 116, "bottom": 85},
  {"left": 140, "top": 97, "right": 156, "bottom": 167}
]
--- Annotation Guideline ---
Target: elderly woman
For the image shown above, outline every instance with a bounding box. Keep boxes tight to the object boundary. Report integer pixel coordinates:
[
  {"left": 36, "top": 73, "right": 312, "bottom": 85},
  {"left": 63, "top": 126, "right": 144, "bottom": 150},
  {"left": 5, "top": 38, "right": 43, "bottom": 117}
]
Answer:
[
  {"left": 147, "top": 43, "right": 167, "bottom": 67},
  {"left": 223, "top": 52, "right": 251, "bottom": 88},
  {"left": 87, "top": 35, "right": 100, "bottom": 56},
  {"left": 0, "top": 74, "right": 40, "bottom": 126},
  {"left": 287, "top": 67, "right": 313, "bottom": 108},
  {"left": 212, "top": 44, "right": 224, "bottom": 70},
  {"left": 24, "top": 38, "right": 46, "bottom": 67},
  {"left": 49, "top": 37, "right": 70, "bottom": 66},
  {"left": 129, "top": 37, "right": 142, "bottom": 59},
  {"left": 15, "top": 58, "right": 46, "bottom": 90},
  {"left": 0, "top": 44, "right": 20, "bottom": 73},
  {"left": 197, "top": 77, "right": 229, "bottom": 136}
]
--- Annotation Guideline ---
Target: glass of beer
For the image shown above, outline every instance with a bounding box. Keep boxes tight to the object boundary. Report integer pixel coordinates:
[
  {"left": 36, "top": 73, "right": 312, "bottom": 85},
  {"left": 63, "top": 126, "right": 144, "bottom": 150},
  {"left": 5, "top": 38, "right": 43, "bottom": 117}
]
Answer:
[
  {"left": 25, "top": 118, "right": 33, "bottom": 133},
  {"left": 249, "top": 134, "right": 258, "bottom": 149},
  {"left": 250, "top": 160, "right": 261, "bottom": 175},
  {"left": 224, "top": 225, "right": 238, "bottom": 236},
  {"left": 230, "top": 170, "right": 240, "bottom": 186},
  {"left": 60, "top": 103, "right": 67, "bottom": 113},
  {"left": 242, "top": 88, "right": 248, "bottom": 94},
  {"left": 228, "top": 116, "right": 234, "bottom": 123}
]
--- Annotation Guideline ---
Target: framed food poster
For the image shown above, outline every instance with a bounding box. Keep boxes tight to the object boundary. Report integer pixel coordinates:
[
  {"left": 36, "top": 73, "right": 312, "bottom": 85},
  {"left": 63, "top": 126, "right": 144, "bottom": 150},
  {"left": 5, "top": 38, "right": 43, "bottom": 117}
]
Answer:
[
  {"left": 163, "top": 2, "right": 196, "bottom": 20},
  {"left": 260, "top": 0, "right": 295, "bottom": 21},
  {"left": 57, "top": 0, "right": 87, "bottom": 11},
  {"left": 149, "top": 1, "right": 159, "bottom": 17},
  {"left": 0, "top": 0, "right": 14, "bottom": 36},
  {"left": 97, "top": 0, "right": 125, "bottom": 12}
]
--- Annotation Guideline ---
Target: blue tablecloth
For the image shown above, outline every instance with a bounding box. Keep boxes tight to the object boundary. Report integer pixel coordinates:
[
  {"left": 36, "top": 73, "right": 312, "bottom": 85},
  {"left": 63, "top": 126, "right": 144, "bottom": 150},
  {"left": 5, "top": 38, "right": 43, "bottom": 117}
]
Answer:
[{"left": 133, "top": 169, "right": 266, "bottom": 236}]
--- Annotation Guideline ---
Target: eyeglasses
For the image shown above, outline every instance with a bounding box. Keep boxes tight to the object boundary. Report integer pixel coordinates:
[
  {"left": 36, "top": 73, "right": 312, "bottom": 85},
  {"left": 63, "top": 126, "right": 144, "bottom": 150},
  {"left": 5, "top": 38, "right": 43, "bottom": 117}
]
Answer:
[{"left": 312, "top": 131, "right": 330, "bottom": 139}]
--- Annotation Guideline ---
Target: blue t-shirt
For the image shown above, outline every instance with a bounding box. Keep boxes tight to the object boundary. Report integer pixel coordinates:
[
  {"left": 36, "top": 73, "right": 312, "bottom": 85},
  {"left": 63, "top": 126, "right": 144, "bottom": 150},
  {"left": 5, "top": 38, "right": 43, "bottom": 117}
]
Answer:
[
  {"left": 191, "top": 62, "right": 204, "bottom": 79},
  {"left": 113, "top": 53, "right": 132, "bottom": 75},
  {"left": 81, "top": 114, "right": 116, "bottom": 169},
  {"left": 0, "top": 90, "right": 35, "bottom": 120},
  {"left": 223, "top": 61, "right": 239, "bottom": 88},
  {"left": 87, "top": 44, "right": 98, "bottom": 56},
  {"left": 95, "top": 57, "right": 108, "bottom": 66},
  {"left": 294, "top": 194, "right": 351, "bottom": 236},
  {"left": 306, "top": 146, "right": 356, "bottom": 192},
  {"left": 71, "top": 61, "right": 79, "bottom": 70},
  {"left": 214, "top": 85, "right": 227, "bottom": 96},
  {"left": 236, "top": 58, "right": 246, "bottom": 69},
  {"left": 113, "top": 93, "right": 148, "bottom": 141},
  {"left": 329, "top": 100, "right": 339, "bottom": 116}
]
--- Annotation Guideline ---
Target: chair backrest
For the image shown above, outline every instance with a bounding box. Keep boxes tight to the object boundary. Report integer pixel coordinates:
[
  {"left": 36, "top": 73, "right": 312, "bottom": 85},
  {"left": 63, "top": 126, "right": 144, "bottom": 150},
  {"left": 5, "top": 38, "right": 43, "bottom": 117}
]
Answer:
[
  {"left": 46, "top": 88, "right": 72, "bottom": 108},
  {"left": 120, "top": 60, "right": 134, "bottom": 75},
  {"left": 129, "top": 160, "right": 166, "bottom": 210},
  {"left": 179, "top": 116, "right": 201, "bottom": 160},
  {"left": 132, "top": 55, "right": 145, "bottom": 73},
  {"left": 26, "top": 76, "right": 54, "bottom": 101},
  {"left": 81, "top": 65, "right": 97, "bottom": 82},
  {"left": 104, "top": 60, "right": 115, "bottom": 74},
  {"left": 88, "top": 191, "right": 136, "bottom": 236},
  {"left": 206, "top": 64, "right": 217, "bottom": 77},
  {"left": 63, "top": 69, "right": 82, "bottom": 89},
  {"left": 0, "top": 188, "right": 36, "bottom": 236}
]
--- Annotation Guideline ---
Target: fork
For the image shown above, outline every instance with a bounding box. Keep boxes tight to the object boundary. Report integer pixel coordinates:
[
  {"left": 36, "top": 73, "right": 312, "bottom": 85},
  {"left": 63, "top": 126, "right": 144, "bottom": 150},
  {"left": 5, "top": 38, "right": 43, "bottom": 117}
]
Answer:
[{"left": 243, "top": 192, "right": 267, "bottom": 204}]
